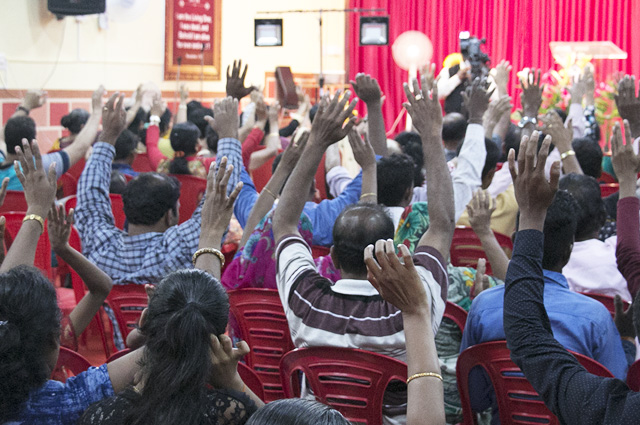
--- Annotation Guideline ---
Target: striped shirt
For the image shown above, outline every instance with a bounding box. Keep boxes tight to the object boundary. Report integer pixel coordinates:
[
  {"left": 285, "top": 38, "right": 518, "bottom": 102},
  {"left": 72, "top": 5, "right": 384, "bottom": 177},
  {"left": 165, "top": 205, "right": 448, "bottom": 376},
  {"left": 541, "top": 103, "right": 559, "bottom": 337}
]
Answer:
[{"left": 275, "top": 235, "right": 447, "bottom": 362}]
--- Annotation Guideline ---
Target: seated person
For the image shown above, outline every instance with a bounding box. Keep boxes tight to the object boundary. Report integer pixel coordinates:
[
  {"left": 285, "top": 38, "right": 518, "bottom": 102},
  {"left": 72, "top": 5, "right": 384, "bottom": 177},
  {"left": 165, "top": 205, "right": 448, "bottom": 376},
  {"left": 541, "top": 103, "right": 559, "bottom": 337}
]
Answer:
[
  {"left": 442, "top": 112, "right": 468, "bottom": 161},
  {"left": 51, "top": 108, "right": 90, "bottom": 151},
  {"left": 376, "top": 153, "right": 416, "bottom": 229},
  {"left": 111, "top": 129, "right": 139, "bottom": 177},
  {"left": 461, "top": 189, "right": 631, "bottom": 424},
  {"left": 560, "top": 173, "right": 631, "bottom": 301},
  {"left": 572, "top": 136, "right": 603, "bottom": 179},
  {"left": 148, "top": 121, "right": 214, "bottom": 178}
]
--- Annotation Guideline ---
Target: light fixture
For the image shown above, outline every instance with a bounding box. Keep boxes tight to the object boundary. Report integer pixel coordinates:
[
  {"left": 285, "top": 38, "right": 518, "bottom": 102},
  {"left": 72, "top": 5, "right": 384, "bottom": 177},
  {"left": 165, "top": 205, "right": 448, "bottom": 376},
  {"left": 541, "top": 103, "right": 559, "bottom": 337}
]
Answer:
[
  {"left": 254, "top": 19, "right": 283, "bottom": 47},
  {"left": 359, "top": 16, "right": 389, "bottom": 46}
]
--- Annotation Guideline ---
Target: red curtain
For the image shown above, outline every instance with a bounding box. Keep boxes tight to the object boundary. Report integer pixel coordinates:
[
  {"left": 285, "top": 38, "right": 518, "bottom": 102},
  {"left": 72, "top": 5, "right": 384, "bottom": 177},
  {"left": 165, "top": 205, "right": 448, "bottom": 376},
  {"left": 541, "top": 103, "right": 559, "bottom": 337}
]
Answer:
[{"left": 347, "top": 0, "right": 640, "bottom": 134}]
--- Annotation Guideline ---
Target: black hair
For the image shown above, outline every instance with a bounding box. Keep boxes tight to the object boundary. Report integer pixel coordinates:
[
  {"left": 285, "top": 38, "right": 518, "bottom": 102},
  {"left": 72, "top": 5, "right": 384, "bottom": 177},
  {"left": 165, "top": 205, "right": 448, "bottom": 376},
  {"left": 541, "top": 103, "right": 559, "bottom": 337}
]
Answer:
[
  {"left": 554, "top": 108, "right": 567, "bottom": 123},
  {"left": 122, "top": 173, "right": 180, "bottom": 225},
  {"left": 603, "top": 192, "right": 619, "bottom": 220},
  {"left": 246, "top": 399, "right": 349, "bottom": 425},
  {"left": 159, "top": 108, "right": 173, "bottom": 136},
  {"left": 442, "top": 113, "right": 468, "bottom": 142},
  {"left": 114, "top": 129, "right": 139, "bottom": 161},
  {"left": 127, "top": 107, "right": 147, "bottom": 134},
  {"left": 309, "top": 104, "right": 319, "bottom": 124},
  {"left": 169, "top": 122, "right": 200, "bottom": 175},
  {"left": 332, "top": 203, "right": 395, "bottom": 275},
  {"left": 394, "top": 131, "right": 425, "bottom": 187},
  {"left": 205, "top": 126, "right": 219, "bottom": 153},
  {"left": 542, "top": 190, "right": 579, "bottom": 270},
  {"left": 110, "top": 170, "right": 127, "bottom": 194},
  {"left": 501, "top": 123, "right": 522, "bottom": 162},
  {"left": 187, "top": 107, "right": 214, "bottom": 139},
  {"left": 4, "top": 116, "right": 36, "bottom": 154},
  {"left": 572, "top": 137, "right": 603, "bottom": 179},
  {"left": 0, "top": 266, "right": 61, "bottom": 422},
  {"left": 376, "top": 154, "right": 414, "bottom": 206},
  {"left": 483, "top": 138, "right": 501, "bottom": 181},
  {"left": 60, "top": 108, "right": 90, "bottom": 134},
  {"left": 186, "top": 100, "right": 204, "bottom": 118},
  {"left": 558, "top": 173, "right": 607, "bottom": 240},
  {"left": 125, "top": 269, "right": 229, "bottom": 425}
]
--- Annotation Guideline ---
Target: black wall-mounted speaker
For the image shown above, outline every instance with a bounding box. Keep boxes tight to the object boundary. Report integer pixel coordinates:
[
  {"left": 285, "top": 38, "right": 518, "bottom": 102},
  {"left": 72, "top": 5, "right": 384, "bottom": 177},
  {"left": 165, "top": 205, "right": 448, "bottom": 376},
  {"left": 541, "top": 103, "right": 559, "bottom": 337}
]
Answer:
[{"left": 47, "top": 0, "right": 106, "bottom": 16}]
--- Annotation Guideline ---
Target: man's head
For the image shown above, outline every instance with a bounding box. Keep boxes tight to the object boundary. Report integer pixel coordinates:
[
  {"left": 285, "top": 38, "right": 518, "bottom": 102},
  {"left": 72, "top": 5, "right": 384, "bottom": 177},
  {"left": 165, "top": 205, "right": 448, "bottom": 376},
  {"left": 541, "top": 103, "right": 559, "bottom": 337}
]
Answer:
[
  {"left": 187, "top": 107, "right": 214, "bottom": 140},
  {"left": 331, "top": 203, "right": 395, "bottom": 276},
  {"left": 4, "top": 116, "right": 36, "bottom": 155},
  {"left": 501, "top": 123, "right": 522, "bottom": 162},
  {"left": 572, "top": 137, "right": 603, "bottom": 179},
  {"left": 122, "top": 173, "right": 181, "bottom": 228},
  {"left": 442, "top": 113, "right": 468, "bottom": 150},
  {"left": 376, "top": 154, "right": 415, "bottom": 207},
  {"left": 558, "top": 173, "right": 606, "bottom": 241},
  {"left": 394, "top": 131, "right": 424, "bottom": 187},
  {"left": 114, "top": 129, "right": 139, "bottom": 164},
  {"left": 542, "top": 190, "right": 579, "bottom": 271}
]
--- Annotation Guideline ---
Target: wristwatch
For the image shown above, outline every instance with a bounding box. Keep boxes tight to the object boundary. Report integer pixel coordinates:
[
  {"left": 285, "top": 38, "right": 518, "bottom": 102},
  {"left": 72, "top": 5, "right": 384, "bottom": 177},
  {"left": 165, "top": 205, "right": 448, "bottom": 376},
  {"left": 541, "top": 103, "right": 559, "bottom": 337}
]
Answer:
[{"left": 518, "top": 116, "right": 537, "bottom": 128}]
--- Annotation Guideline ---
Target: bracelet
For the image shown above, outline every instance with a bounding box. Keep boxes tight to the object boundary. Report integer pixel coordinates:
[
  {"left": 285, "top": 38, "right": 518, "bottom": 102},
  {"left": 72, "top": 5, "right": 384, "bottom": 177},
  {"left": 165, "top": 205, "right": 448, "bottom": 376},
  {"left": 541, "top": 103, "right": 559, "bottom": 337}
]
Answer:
[
  {"left": 16, "top": 105, "right": 30, "bottom": 115},
  {"left": 406, "top": 372, "right": 443, "bottom": 384},
  {"left": 262, "top": 187, "right": 277, "bottom": 199},
  {"left": 149, "top": 115, "right": 161, "bottom": 125},
  {"left": 560, "top": 150, "right": 576, "bottom": 160},
  {"left": 192, "top": 248, "right": 225, "bottom": 267},
  {"left": 22, "top": 214, "right": 44, "bottom": 233},
  {"left": 360, "top": 192, "right": 377, "bottom": 200}
]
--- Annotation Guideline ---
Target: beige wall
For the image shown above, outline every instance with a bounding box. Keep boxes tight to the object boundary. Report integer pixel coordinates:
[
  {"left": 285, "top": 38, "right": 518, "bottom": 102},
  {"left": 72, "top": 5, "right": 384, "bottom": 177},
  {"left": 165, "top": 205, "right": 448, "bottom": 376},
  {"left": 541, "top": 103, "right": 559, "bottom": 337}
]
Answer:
[{"left": 0, "top": 0, "right": 347, "bottom": 93}]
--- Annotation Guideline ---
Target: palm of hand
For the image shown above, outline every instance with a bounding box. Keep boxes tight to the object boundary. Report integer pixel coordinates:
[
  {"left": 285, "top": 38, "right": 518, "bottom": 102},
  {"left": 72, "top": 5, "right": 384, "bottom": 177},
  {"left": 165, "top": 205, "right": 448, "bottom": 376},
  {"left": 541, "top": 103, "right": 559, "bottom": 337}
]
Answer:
[{"left": 410, "top": 101, "right": 442, "bottom": 136}]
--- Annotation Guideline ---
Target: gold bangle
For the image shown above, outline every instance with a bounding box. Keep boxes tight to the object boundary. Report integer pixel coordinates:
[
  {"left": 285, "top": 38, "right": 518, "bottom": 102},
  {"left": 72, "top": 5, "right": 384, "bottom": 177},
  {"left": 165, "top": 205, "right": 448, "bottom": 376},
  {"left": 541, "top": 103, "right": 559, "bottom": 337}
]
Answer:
[
  {"left": 262, "top": 187, "right": 277, "bottom": 199},
  {"left": 192, "top": 248, "right": 225, "bottom": 267},
  {"left": 406, "top": 372, "right": 443, "bottom": 384},
  {"left": 560, "top": 150, "right": 576, "bottom": 160},
  {"left": 22, "top": 214, "right": 44, "bottom": 233},
  {"left": 360, "top": 192, "right": 377, "bottom": 200}
]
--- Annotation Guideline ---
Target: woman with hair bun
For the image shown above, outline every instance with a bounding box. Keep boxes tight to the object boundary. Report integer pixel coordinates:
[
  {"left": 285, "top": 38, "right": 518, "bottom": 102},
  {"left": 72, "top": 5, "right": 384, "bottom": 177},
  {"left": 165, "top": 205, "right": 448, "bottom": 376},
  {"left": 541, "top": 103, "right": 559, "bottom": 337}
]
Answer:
[{"left": 50, "top": 108, "right": 90, "bottom": 151}]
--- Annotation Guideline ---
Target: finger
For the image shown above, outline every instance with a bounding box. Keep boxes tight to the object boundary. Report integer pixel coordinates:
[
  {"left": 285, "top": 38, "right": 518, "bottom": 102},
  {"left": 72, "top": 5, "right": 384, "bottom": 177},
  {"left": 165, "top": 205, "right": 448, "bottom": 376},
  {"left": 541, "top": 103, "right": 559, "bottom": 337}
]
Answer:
[
  {"left": 105, "top": 92, "right": 118, "bottom": 111},
  {"left": 14, "top": 161, "right": 25, "bottom": 186},
  {"left": 226, "top": 65, "right": 231, "bottom": 80},
  {"left": 507, "top": 148, "right": 517, "bottom": 183},
  {"left": 536, "top": 135, "right": 552, "bottom": 172},
  {"left": 219, "top": 334, "right": 234, "bottom": 355},
  {"left": 21, "top": 140, "right": 35, "bottom": 173},
  {"left": 228, "top": 181, "right": 243, "bottom": 205},
  {"left": 548, "top": 161, "right": 561, "bottom": 191},
  {"left": 235, "top": 340, "right": 250, "bottom": 358},
  {"left": 48, "top": 163, "right": 57, "bottom": 188},
  {"left": 374, "top": 239, "right": 390, "bottom": 271},
  {"left": 398, "top": 243, "right": 415, "bottom": 269},
  {"left": 476, "top": 257, "right": 487, "bottom": 275},
  {"left": 524, "top": 131, "right": 539, "bottom": 173},
  {"left": 0, "top": 177, "right": 9, "bottom": 205},
  {"left": 412, "top": 78, "right": 421, "bottom": 99},
  {"left": 517, "top": 135, "right": 529, "bottom": 175},
  {"left": 241, "top": 63, "right": 248, "bottom": 81},
  {"left": 215, "top": 157, "right": 228, "bottom": 189},
  {"left": 364, "top": 244, "right": 382, "bottom": 281},
  {"left": 67, "top": 208, "right": 75, "bottom": 225},
  {"left": 611, "top": 123, "right": 621, "bottom": 156},
  {"left": 385, "top": 239, "right": 402, "bottom": 269},
  {"left": 206, "top": 161, "right": 217, "bottom": 194},
  {"left": 115, "top": 93, "right": 125, "bottom": 113},
  {"left": 31, "top": 140, "right": 42, "bottom": 172},
  {"left": 219, "top": 164, "right": 234, "bottom": 195},
  {"left": 623, "top": 119, "right": 633, "bottom": 148},
  {"left": 403, "top": 83, "right": 416, "bottom": 104}
]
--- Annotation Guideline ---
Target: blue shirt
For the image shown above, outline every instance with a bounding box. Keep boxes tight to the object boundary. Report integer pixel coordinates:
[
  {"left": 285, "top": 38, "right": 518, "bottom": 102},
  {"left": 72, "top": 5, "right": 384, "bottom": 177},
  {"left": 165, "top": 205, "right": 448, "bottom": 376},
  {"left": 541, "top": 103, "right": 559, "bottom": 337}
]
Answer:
[
  {"left": 460, "top": 269, "right": 629, "bottom": 420},
  {"left": 0, "top": 150, "right": 70, "bottom": 191},
  {"left": 111, "top": 163, "right": 138, "bottom": 177},
  {"left": 10, "top": 364, "right": 114, "bottom": 425},
  {"left": 234, "top": 167, "right": 362, "bottom": 246}
]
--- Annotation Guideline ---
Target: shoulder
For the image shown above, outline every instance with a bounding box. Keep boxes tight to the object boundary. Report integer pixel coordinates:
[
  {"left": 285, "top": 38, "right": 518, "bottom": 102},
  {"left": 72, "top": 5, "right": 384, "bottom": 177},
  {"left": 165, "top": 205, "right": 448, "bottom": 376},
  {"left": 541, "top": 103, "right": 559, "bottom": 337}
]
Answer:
[
  {"left": 205, "top": 388, "right": 258, "bottom": 423},
  {"left": 79, "top": 388, "right": 136, "bottom": 425}
]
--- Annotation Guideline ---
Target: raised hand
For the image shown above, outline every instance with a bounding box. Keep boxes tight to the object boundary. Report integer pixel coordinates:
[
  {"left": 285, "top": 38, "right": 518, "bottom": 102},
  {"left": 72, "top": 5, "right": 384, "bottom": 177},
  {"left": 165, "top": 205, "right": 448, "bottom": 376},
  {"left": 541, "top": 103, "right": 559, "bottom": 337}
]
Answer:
[
  {"left": 15, "top": 139, "right": 57, "bottom": 218},
  {"left": 615, "top": 76, "right": 640, "bottom": 137},
  {"left": 508, "top": 130, "right": 560, "bottom": 230},
  {"left": 101, "top": 92, "right": 127, "bottom": 145},
  {"left": 462, "top": 78, "right": 495, "bottom": 124},
  {"left": 610, "top": 120, "right": 639, "bottom": 197},
  {"left": 209, "top": 334, "right": 250, "bottom": 390},
  {"left": 267, "top": 101, "right": 280, "bottom": 129},
  {"left": 419, "top": 63, "right": 436, "bottom": 92},
  {"left": 614, "top": 295, "right": 635, "bottom": 341},
  {"left": 21, "top": 90, "right": 47, "bottom": 112},
  {"left": 538, "top": 111, "right": 573, "bottom": 153},
  {"left": 48, "top": 204, "right": 74, "bottom": 251},
  {"left": 0, "top": 177, "right": 9, "bottom": 208},
  {"left": 150, "top": 95, "right": 164, "bottom": 117},
  {"left": 206, "top": 97, "right": 239, "bottom": 140},
  {"left": 403, "top": 73, "right": 442, "bottom": 139},
  {"left": 584, "top": 67, "right": 595, "bottom": 105},
  {"left": 483, "top": 95, "right": 512, "bottom": 136},
  {"left": 570, "top": 73, "right": 587, "bottom": 104},
  {"left": 201, "top": 157, "right": 243, "bottom": 242},
  {"left": 91, "top": 85, "right": 106, "bottom": 115},
  {"left": 520, "top": 69, "right": 544, "bottom": 118},
  {"left": 348, "top": 129, "right": 376, "bottom": 170},
  {"left": 254, "top": 95, "right": 268, "bottom": 124},
  {"left": 226, "top": 59, "right": 256, "bottom": 100},
  {"left": 467, "top": 189, "right": 496, "bottom": 235},
  {"left": 278, "top": 131, "right": 309, "bottom": 172},
  {"left": 471, "top": 258, "right": 491, "bottom": 299},
  {"left": 309, "top": 91, "right": 357, "bottom": 149},
  {"left": 179, "top": 84, "right": 189, "bottom": 103},
  {"left": 493, "top": 60, "right": 512, "bottom": 94},
  {"left": 350, "top": 73, "right": 383, "bottom": 105},
  {"left": 364, "top": 240, "right": 428, "bottom": 316}
]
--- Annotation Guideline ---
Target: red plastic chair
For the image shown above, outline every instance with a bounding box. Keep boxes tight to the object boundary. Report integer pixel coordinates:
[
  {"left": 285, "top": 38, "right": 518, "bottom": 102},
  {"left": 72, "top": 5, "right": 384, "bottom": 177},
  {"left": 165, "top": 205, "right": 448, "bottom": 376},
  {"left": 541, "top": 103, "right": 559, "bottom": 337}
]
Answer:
[
  {"left": 444, "top": 301, "right": 468, "bottom": 332},
  {"left": 52, "top": 347, "right": 92, "bottom": 383},
  {"left": 65, "top": 158, "right": 86, "bottom": 181},
  {"left": 132, "top": 152, "right": 153, "bottom": 173},
  {"left": 600, "top": 183, "right": 620, "bottom": 197},
  {"left": 106, "top": 284, "right": 149, "bottom": 343},
  {"left": 598, "top": 171, "right": 617, "bottom": 184},
  {"left": 57, "top": 173, "right": 78, "bottom": 198},
  {"left": 450, "top": 226, "right": 513, "bottom": 275},
  {"left": 280, "top": 347, "right": 408, "bottom": 425},
  {"left": 3, "top": 212, "right": 53, "bottom": 280},
  {"left": 456, "top": 340, "right": 613, "bottom": 425},
  {"left": 249, "top": 154, "right": 277, "bottom": 193},
  {"left": 106, "top": 348, "right": 132, "bottom": 363},
  {"left": 314, "top": 153, "right": 328, "bottom": 201},
  {"left": 227, "top": 288, "right": 294, "bottom": 402},
  {"left": 578, "top": 292, "right": 630, "bottom": 320},
  {"left": 626, "top": 360, "right": 640, "bottom": 392},
  {"left": 311, "top": 245, "right": 331, "bottom": 258},
  {"left": 170, "top": 174, "right": 207, "bottom": 224},
  {"left": 0, "top": 190, "right": 28, "bottom": 213},
  {"left": 65, "top": 194, "right": 126, "bottom": 230},
  {"left": 238, "top": 362, "right": 266, "bottom": 402}
]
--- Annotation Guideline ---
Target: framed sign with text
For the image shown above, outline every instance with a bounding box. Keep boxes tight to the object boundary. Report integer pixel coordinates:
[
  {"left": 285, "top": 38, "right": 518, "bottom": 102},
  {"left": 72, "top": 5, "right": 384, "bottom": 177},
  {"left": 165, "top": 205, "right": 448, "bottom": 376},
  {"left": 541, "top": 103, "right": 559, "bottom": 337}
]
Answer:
[{"left": 164, "top": 0, "right": 222, "bottom": 81}]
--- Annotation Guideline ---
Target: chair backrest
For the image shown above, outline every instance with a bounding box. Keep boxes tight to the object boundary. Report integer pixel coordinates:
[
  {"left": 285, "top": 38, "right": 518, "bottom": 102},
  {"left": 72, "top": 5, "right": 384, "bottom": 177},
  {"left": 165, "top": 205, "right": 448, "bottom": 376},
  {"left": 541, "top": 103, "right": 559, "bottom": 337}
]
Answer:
[
  {"left": 0, "top": 190, "right": 28, "bottom": 214},
  {"left": 249, "top": 155, "right": 276, "bottom": 193},
  {"left": 65, "top": 194, "right": 126, "bottom": 230},
  {"left": 456, "top": 340, "right": 613, "bottom": 425},
  {"left": 627, "top": 360, "right": 640, "bottom": 392},
  {"left": 132, "top": 152, "right": 154, "bottom": 173},
  {"left": 52, "top": 347, "right": 92, "bottom": 382},
  {"left": 65, "top": 158, "right": 86, "bottom": 181},
  {"left": 238, "top": 362, "right": 266, "bottom": 402},
  {"left": 3, "top": 212, "right": 53, "bottom": 279},
  {"left": 450, "top": 226, "right": 513, "bottom": 275},
  {"left": 598, "top": 171, "right": 617, "bottom": 184},
  {"left": 170, "top": 174, "right": 207, "bottom": 224},
  {"left": 311, "top": 245, "right": 331, "bottom": 258},
  {"left": 57, "top": 172, "right": 78, "bottom": 198},
  {"left": 280, "top": 346, "right": 408, "bottom": 425},
  {"left": 600, "top": 183, "right": 619, "bottom": 197},
  {"left": 227, "top": 288, "right": 294, "bottom": 402},
  {"left": 444, "top": 301, "right": 468, "bottom": 332},
  {"left": 106, "top": 348, "right": 132, "bottom": 363},
  {"left": 106, "top": 284, "right": 149, "bottom": 342},
  {"left": 578, "top": 292, "right": 629, "bottom": 320}
]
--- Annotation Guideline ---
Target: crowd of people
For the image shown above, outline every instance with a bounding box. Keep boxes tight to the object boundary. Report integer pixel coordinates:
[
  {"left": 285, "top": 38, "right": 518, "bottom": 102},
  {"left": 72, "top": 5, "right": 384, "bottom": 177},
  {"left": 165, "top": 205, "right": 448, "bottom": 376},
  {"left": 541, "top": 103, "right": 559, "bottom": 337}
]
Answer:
[{"left": 1, "top": 52, "right": 640, "bottom": 425}]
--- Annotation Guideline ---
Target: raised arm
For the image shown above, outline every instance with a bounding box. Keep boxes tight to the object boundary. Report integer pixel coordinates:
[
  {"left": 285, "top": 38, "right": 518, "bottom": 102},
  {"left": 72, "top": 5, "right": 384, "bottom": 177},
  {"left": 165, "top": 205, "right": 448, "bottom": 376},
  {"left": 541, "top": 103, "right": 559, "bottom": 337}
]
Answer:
[
  {"left": 11, "top": 90, "right": 47, "bottom": 119},
  {"left": 403, "top": 75, "right": 455, "bottom": 259},
  {"left": 125, "top": 85, "right": 143, "bottom": 128},
  {"left": 272, "top": 92, "right": 357, "bottom": 243},
  {"left": 62, "top": 86, "right": 104, "bottom": 167},
  {"left": 248, "top": 102, "right": 282, "bottom": 171},
  {"left": 364, "top": 241, "right": 445, "bottom": 425},
  {"left": 49, "top": 206, "right": 112, "bottom": 336},
  {"left": 519, "top": 69, "right": 544, "bottom": 139},
  {"left": 226, "top": 59, "right": 257, "bottom": 101},
  {"left": 347, "top": 130, "right": 377, "bottom": 203},
  {"left": 145, "top": 96, "right": 167, "bottom": 170},
  {"left": 351, "top": 73, "right": 387, "bottom": 156},
  {"left": 205, "top": 96, "right": 242, "bottom": 196},
  {"left": 615, "top": 76, "right": 640, "bottom": 139},
  {"left": 538, "top": 111, "right": 583, "bottom": 175},
  {"left": 0, "top": 140, "right": 57, "bottom": 272},
  {"left": 174, "top": 84, "right": 189, "bottom": 125}
]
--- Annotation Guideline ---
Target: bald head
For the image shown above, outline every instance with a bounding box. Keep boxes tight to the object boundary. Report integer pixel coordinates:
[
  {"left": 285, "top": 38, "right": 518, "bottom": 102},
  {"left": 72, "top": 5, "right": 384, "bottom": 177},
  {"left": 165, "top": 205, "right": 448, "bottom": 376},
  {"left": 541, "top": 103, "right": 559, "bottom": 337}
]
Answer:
[{"left": 442, "top": 112, "right": 468, "bottom": 144}]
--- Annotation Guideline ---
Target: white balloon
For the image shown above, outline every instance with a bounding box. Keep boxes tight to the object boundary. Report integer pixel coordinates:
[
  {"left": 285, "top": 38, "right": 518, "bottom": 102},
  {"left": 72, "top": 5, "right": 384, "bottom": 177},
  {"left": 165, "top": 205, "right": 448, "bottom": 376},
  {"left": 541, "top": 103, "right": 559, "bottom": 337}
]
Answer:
[{"left": 392, "top": 31, "right": 433, "bottom": 71}]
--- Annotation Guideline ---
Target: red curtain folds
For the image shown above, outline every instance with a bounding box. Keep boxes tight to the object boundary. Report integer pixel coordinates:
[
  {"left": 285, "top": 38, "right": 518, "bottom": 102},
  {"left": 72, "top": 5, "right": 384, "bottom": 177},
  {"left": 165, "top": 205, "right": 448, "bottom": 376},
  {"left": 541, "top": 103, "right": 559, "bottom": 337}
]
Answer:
[{"left": 347, "top": 0, "right": 640, "bottom": 134}]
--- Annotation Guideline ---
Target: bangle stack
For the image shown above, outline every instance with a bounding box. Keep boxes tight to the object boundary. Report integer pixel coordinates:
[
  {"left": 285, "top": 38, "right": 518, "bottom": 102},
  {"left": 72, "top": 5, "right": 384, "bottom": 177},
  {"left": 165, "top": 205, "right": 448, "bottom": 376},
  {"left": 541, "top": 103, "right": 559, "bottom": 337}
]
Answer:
[{"left": 192, "top": 247, "right": 225, "bottom": 267}]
